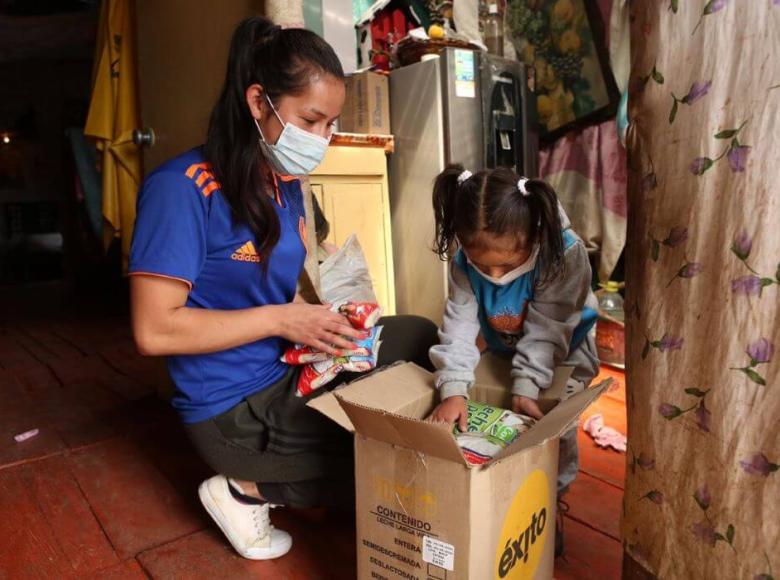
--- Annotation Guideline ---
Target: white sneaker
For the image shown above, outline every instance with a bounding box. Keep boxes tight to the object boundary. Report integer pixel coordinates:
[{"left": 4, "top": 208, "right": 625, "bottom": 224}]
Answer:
[{"left": 198, "top": 475, "right": 293, "bottom": 560}]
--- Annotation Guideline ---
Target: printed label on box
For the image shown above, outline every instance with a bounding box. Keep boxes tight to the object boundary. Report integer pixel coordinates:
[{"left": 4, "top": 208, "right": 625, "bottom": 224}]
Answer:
[
  {"left": 454, "top": 49, "right": 476, "bottom": 98},
  {"left": 422, "top": 536, "right": 455, "bottom": 571}
]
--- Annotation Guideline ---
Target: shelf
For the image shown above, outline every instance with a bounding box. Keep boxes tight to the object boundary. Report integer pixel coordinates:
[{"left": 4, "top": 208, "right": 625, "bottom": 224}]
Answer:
[{"left": 330, "top": 133, "right": 394, "bottom": 154}]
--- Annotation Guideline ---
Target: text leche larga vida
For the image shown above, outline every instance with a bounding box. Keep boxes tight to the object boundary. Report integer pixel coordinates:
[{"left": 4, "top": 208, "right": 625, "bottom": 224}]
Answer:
[{"left": 372, "top": 504, "right": 436, "bottom": 538}]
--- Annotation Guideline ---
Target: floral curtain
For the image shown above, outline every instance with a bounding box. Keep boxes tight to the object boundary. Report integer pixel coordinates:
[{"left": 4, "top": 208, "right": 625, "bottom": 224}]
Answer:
[{"left": 622, "top": 1, "right": 779, "bottom": 578}]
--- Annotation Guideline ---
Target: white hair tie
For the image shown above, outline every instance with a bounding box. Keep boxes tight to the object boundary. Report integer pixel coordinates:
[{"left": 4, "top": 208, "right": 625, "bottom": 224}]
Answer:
[
  {"left": 457, "top": 170, "right": 473, "bottom": 185},
  {"left": 518, "top": 177, "right": 530, "bottom": 197}
]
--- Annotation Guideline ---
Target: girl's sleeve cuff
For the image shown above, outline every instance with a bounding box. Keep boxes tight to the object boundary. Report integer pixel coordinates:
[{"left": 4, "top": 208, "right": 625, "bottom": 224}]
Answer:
[
  {"left": 512, "top": 379, "right": 540, "bottom": 400},
  {"left": 439, "top": 381, "right": 471, "bottom": 400}
]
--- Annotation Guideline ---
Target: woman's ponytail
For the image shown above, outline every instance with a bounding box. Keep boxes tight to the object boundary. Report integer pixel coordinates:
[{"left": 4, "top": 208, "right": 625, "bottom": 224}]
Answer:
[{"left": 224, "top": 18, "right": 278, "bottom": 107}]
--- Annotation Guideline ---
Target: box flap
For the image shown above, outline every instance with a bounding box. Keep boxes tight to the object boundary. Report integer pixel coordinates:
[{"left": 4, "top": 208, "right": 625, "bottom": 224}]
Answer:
[
  {"left": 337, "top": 397, "right": 468, "bottom": 465},
  {"left": 488, "top": 378, "right": 613, "bottom": 464},
  {"left": 306, "top": 388, "right": 354, "bottom": 432},
  {"left": 307, "top": 363, "right": 437, "bottom": 432},
  {"left": 308, "top": 363, "right": 468, "bottom": 464}
]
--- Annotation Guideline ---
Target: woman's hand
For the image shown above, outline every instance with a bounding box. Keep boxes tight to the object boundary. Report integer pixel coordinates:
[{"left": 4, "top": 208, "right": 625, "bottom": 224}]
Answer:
[
  {"left": 273, "top": 303, "right": 365, "bottom": 356},
  {"left": 430, "top": 395, "right": 469, "bottom": 432},
  {"left": 512, "top": 395, "right": 544, "bottom": 420}
]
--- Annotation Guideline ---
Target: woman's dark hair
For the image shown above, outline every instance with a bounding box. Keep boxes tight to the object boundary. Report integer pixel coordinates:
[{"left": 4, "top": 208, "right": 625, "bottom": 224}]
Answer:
[
  {"left": 204, "top": 17, "right": 344, "bottom": 265},
  {"left": 432, "top": 164, "right": 565, "bottom": 284},
  {"left": 311, "top": 193, "right": 330, "bottom": 244}
]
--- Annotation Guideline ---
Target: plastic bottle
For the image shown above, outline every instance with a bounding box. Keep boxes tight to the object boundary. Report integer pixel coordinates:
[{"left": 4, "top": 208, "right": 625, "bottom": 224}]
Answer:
[
  {"left": 482, "top": 3, "right": 504, "bottom": 57},
  {"left": 596, "top": 281, "right": 625, "bottom": 369},
  {"left": 477, "top": 0, "right": 488, "bottom": 33}
]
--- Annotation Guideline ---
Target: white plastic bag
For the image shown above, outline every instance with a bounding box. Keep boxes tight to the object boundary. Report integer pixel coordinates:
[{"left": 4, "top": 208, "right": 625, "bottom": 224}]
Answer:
[{"left": 319, "top": 234, "right": 377, "bottom": 305}]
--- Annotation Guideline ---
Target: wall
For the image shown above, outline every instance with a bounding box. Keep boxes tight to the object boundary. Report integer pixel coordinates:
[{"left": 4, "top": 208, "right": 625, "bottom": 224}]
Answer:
[{"left": 322, "top": 0, "right": 357, "bottom": 73}]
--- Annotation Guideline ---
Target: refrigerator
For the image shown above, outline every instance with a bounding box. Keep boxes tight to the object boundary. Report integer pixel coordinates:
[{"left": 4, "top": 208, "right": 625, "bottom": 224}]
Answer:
[{"left": 388, "top": 47, "right": 538, "bottom": 323}]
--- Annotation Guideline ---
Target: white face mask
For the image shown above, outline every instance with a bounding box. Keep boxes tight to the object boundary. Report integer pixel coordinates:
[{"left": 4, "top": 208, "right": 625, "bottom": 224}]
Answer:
[
  {"left": 464, "top": 245, "right": 539, "bottom": 286},
  {"left": 254, "top": 94, "right": 330, "bottom": 175}
]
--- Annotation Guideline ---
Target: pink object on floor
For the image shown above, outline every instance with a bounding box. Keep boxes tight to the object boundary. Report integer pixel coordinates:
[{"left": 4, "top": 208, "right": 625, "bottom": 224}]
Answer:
[
  {"left": 583, "top": 414, "right": 626, "bottom": 453},
  {"left": 14, "top": 429, "right": 39, "bottom": 443}
]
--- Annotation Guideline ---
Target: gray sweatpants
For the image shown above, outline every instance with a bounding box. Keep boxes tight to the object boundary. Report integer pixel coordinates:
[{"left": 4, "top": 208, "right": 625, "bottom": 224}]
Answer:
[
  {"left": 556, "top": 332, "right": 599, "bottom": 495},
  {"left": 182, "top": 315, "right": 438, "bottom": 509},
  {"left": 558, "top": 428, "right": 579, "bottom": 495}
]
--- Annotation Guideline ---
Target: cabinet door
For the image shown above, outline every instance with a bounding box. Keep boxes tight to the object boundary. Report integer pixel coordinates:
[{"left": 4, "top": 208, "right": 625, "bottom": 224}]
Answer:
[{"left": 321, "top": 182, "right": 389, "bottom": 311}]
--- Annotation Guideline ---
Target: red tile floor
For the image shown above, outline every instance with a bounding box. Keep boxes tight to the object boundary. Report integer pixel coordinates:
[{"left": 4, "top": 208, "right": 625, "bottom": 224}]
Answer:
[{"left": 0, "top": 283, "right": 626, "bottom": 579}]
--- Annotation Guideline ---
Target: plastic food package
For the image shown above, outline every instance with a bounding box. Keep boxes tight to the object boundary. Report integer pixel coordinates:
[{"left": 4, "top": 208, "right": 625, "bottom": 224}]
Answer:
[
  {"left": 454, "top": 401, "right": 536, "bottom": 465},
  {"left": 337, "top": 301, "right": 382, "bottom": 330},
  {"left": 319, "top": 235, "right": 377, "bottom": 306},
  {"left": 281, "top": 299, "right": 384, "bottom": 397},
  {"left": 281, "top": 346, "right": 332, "bottom": 365},
  {"left": 291, "top": 326, "right": 383, "bottom": 397},
  {"left": 282, "top": 324, "right": 383, "bottom": 365},
  {"left": 296, "top": 340, "right": 382, "bottom": 397},
  {"left": 297, "top": 358, "right": 345, "bottom": 397}
]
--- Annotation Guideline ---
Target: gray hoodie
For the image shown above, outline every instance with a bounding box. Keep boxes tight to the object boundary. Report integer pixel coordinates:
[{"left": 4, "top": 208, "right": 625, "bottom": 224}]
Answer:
[{"left": 429, "top": 233, "right": 600, "bottom": 401}]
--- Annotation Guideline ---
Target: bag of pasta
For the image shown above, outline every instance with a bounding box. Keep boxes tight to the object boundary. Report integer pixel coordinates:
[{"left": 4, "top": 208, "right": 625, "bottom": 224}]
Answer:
[{"left": 454, "top": 401, "right": 536, "bottom": 465}]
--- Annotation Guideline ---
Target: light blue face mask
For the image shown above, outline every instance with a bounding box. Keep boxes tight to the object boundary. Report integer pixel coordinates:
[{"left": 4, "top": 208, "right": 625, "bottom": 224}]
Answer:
[{"left": 254, "top": 94, "right": 330, "bottom": 176}]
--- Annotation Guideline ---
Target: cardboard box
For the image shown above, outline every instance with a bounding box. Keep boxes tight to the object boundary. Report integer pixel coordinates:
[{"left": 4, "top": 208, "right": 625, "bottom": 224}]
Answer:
[
  {"left": 309, "top": 362, "right": 609, "bottom": 579},
  {"left": 340, "top": 71, "right": 391, "bottom": 135}
]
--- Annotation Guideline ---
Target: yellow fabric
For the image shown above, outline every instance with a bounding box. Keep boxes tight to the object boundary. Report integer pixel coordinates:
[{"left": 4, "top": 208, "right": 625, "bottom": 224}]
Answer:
[
  {"left": 84, "top": 0, "right": 141, "bottom": 269},
  {"left": 623, "top": 2, "right": 779, "bottom": 578}
]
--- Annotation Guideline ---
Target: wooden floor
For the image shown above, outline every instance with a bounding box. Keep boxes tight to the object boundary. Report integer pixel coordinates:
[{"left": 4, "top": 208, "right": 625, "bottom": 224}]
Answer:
[{"left": 0, "top": 282, "right": 626, "bottom": 579}]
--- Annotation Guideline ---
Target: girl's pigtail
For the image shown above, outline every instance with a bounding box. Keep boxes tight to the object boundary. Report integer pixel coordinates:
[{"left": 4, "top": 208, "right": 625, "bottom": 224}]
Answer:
[
  {"left": 526, "top": 179, "right": 565, "bottom": 285},
  {"left": 432, "top": 164, "right": 467, "bottom": 260}
]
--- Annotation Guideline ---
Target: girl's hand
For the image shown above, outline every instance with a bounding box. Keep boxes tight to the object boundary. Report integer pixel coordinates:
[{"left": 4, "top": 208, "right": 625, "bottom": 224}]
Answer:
[
  {"left": 430, "top": 396, "right": 469, "bottom": 432},
  {"left": 512, "top": 395, "right": 544, "bottom": 420},
  {"left": 273, "top": 303, "right": 365, "bottom": 356}
]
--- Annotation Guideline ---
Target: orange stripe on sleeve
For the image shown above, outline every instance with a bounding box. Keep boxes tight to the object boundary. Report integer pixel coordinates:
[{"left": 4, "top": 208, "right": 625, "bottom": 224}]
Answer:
[
  {"left": 271, "top": 173, "right": 283, "bottom": 206},
  {"left": 185, "top": 162, "right": 210, "bottom": 179},
  {"left": 202, "top": 181, "right": 221, "bottom": 196},
  {"left": 195, "top": 171, "right": 212, "bottom": 187}
]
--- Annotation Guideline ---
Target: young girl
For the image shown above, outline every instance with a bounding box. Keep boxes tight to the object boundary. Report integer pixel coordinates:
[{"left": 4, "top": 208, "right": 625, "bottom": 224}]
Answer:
[
  {"left": 428, "top": 164, "right": 599, "bottom": 557},
  {"left": 129, "top": 17, "right": 436, "bottom": 561}
]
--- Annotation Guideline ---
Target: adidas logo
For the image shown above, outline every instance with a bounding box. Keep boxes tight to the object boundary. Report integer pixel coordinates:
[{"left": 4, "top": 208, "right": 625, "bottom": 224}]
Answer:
[{"left": 231, "top": 241, "right": 260, "bottom": 263}]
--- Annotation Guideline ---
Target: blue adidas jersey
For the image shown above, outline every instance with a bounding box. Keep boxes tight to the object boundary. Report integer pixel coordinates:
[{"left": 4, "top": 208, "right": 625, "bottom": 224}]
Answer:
[
  {"left": 455, "top": 229, "right": 597, "bottom": 356},
  {"left": 129, "top": 148, "right": 307, "bottom": 423}
]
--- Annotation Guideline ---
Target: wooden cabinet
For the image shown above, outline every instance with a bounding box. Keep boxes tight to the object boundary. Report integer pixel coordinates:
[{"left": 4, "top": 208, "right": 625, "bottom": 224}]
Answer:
[{"left": 310, "top": 144, "right": 396, "bottom": 315}]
